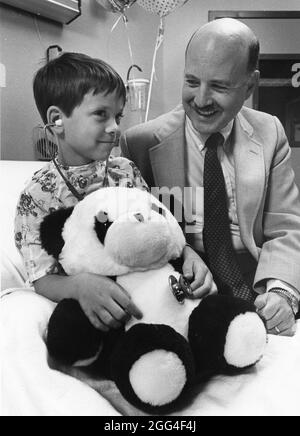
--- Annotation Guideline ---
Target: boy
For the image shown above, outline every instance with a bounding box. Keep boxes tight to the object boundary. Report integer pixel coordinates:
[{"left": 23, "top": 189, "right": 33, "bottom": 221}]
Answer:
[{"left": 15, "top": 52, "right": 147, "bottom": 332}]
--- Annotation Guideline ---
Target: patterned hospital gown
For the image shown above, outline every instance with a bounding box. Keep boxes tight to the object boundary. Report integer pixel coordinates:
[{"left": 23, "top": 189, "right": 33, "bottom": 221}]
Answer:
[{"left": 14, "top": 156, "right": 148, "bottom": 284}]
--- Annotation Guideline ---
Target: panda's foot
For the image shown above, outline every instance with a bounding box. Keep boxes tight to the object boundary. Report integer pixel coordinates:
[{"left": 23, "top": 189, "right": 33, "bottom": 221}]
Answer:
[
  {"left": 223, "top": 310, "right": 267, "bottom": 369},
  {"left": 189, "top": 295, "right": 267, "bottom": 374},
  {"left": 47, "top": 299, "right": 103, "bottom": 367},
  {"left": 111, "top": 324, "right": 195, "bottom": 413},
  {"left": 129, "top": 349, "right": 187, "bottom": 408}
]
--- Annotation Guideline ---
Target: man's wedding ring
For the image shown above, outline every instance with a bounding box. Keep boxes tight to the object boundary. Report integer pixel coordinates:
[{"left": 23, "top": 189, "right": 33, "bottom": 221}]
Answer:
[{"left": 275, "top": 326, "right": 281, "bottom": 334}]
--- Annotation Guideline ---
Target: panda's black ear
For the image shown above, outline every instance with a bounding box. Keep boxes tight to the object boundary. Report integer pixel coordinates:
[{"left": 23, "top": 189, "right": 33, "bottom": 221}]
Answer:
[{"left": 40, "top": 207, "right": 74, "bottom": 259}]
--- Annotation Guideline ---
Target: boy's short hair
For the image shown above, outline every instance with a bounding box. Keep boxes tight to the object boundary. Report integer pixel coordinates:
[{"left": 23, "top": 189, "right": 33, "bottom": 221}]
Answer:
[{"left": 33, "top": 52, "right": 127, "bottom": 124}]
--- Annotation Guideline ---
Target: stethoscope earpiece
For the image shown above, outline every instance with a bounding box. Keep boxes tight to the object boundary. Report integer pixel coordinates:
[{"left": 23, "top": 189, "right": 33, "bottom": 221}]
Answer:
[{"left": 55, "top": 119, "right": 63, "bottom": 127}]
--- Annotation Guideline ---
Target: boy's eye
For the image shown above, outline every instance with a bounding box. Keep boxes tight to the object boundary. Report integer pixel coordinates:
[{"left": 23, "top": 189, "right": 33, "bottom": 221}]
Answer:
[
  {"left": 95, "top": 110, "right": 107, "bottom": 119},
  {"left": 116, "top": 114, "right": 124, "bottom": 125},
  {"left": 93, "top": 110, "right": 108, "bottom": 121}
]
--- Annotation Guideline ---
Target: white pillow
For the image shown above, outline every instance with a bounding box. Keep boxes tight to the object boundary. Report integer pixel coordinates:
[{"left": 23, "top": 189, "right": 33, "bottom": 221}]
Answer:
[{"left": 0, "top": 161, "right": 43, "bottom": 291}]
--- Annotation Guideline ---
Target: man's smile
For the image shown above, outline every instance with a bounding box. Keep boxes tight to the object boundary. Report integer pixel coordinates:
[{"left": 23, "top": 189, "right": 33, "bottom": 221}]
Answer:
[{"left": 192, "top": 105, "right": 219, "bottom": 119}]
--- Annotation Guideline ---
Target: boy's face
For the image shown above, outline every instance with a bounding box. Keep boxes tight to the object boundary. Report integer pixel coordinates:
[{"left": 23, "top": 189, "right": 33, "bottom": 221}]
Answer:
[{"left": 59, "top": 90, "right": 124, "bottom": 166}]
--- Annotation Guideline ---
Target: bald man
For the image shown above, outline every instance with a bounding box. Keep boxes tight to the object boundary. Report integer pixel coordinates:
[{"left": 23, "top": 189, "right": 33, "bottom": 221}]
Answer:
[{"left": 120, "top": 18, "right": 300, "bottom": 336}]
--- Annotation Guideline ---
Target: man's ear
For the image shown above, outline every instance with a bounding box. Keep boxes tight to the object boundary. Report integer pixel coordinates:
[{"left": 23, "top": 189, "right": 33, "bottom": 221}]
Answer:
[
  {"left": 40, "top": 207, "right": 74, "bottom": 259},
  {"left": 245, "top": 70, "right": 260, "bottom": 100}
]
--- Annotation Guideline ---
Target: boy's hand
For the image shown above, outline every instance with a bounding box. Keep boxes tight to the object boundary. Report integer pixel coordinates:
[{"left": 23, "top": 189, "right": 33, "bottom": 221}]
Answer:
[
  {"left": 77, "top": 273, "right": 143, "bottom": 331},
  {"left": 182, "top": 245, "right": 217, "bottom": 299}
]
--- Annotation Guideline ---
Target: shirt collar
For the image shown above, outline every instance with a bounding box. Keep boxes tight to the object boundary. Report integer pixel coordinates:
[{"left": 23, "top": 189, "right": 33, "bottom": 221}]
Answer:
[{"left": 186, "top": 116, "right": 234, "bottom": 152}]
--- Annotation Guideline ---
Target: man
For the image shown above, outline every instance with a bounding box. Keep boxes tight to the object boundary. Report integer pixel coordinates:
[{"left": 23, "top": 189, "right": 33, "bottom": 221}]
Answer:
[{"left": 120, "top": 18, "right": 300, "bottom": 336}]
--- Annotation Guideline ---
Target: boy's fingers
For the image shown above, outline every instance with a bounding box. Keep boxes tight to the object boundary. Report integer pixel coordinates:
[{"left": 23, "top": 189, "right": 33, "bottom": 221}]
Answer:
[
  {"left": 182, "top": 262, "right": 193, "bottom": 281},
  {"left": 126, "top": 301, "right": 143, "bottom": 320},
  {"left": 117, "top": 285, "right": 130, "bottom": 298},
  {"left": 97, "top": 321, "right": 110, "bottom": 332},
  {"left": 113, "top": 284, "right": 143, "bottom": 320},
  {"left": 185, "top": 260, "right": 209, "bottom": 291},
  {"left": 189, "top": 264, "right": 212, "bottom": 291},
  {"left": 109, "top": 301, "right": 131, "bottom": 322},
  {"left": 98, "top": 309, "right": 123, "bottom": 329},
  {"left": 89, "top": 312, "right": 109, "bottom": 332},
  {"left": 190, "top": 273, "right": 213, "bottom": 299}
]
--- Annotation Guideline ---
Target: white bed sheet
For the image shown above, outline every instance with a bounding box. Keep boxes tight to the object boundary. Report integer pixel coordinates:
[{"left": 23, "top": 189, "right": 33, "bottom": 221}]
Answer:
[{"left": 1, "top": 289, "right": 300, "bottom": 416}]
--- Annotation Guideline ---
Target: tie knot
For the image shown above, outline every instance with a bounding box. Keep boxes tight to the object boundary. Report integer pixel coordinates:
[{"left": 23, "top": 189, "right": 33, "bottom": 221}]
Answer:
[{"left": 205, "top": 132, "right": 224, "bottom": 150}]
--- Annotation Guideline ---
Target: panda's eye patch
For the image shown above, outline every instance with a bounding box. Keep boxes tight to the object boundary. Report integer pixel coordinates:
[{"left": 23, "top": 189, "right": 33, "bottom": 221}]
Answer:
[
  {"left": 151, "top": 203, "right": 166, "bottom": 217},
  {"left": 94, "top": 211, "right": 113, "bottom": 244}
]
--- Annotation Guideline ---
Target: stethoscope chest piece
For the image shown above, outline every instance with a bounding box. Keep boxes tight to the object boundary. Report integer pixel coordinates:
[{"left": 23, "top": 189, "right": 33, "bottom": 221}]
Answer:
[{"left": 169, "top": 274, "right": 193, "bottom": 305}]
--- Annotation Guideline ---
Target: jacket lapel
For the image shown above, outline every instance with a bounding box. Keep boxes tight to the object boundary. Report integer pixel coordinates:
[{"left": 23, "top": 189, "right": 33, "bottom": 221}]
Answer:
[
  {"left": 147, "top": 106, "right": 266, "bottom": 258},
  {"left": 233, "top": 112, "right": 265, "bottom": 258},
  {"left": 149, "top": 107, "right": 186, "bottom": 193}
]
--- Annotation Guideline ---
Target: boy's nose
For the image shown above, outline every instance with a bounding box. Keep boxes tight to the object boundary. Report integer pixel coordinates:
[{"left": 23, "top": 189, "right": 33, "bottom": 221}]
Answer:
[
  {"left": 105, "top": 120, "right": 119, "bottom": 135},
  {"left": 105, "top": 121, "right": 120, "bottom": 143}
]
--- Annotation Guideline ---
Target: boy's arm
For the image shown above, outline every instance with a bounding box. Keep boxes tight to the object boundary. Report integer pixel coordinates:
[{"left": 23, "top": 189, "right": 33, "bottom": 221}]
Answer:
[
  {"left": 15, "top": 182, "right": 143, "bottom": 332},
  {"left": 14, "top": 190, "right": 59, "bottom": 285},
  {"left": 34, "top": 273, "right": 143, "bottom": 332}
]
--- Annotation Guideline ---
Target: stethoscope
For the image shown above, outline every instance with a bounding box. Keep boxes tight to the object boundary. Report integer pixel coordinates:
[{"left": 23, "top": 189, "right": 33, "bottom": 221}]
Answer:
[
  {"left": 169, "top": 274, "right": 193, "bottom": 304},
  {"left": 43, "top": 121, "right": 120, "bottom": 201}
]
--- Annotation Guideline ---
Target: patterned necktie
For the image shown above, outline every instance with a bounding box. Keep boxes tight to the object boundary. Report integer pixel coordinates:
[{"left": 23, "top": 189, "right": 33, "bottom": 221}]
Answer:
[{"left": 203, "top": 132, "right": 255, "bottom": 302}]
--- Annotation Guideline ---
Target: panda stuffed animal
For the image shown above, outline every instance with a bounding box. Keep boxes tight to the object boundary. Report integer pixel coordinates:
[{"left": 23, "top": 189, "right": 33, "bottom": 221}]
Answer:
[{"left": 40, "top": 187, "right": 267, "bottom": 413}]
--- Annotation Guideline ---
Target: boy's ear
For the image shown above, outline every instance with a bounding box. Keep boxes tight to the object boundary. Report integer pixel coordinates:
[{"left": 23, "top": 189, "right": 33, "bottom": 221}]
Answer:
[
  {"left": 40, "top": 207, "right": 74, "bottom": 259},
  {"left": 47, "top": 106, "right": 64, "bottom": 131}
]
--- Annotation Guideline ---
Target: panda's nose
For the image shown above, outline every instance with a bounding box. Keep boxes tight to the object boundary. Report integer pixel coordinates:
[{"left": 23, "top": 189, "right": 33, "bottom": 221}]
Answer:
[{"left": 134, "top": 213, "right": 144, "bottom": 223}]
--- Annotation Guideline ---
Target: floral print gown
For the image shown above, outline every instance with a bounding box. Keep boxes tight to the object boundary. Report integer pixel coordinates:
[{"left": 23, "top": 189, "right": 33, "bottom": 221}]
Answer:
[{"left": 14, "top": 156, "right": 148, "bottom": 284}]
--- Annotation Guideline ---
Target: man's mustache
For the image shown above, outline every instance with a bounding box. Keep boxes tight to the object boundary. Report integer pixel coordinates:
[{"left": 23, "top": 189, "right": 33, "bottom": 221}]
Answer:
[{"left": 193, "top": 103, "right": 217, "bottom": 113}]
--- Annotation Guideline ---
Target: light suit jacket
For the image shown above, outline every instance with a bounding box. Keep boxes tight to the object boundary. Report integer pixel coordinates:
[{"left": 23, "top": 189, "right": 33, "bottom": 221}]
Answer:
[{"left": 120, "top": 105, "right": 300, "bottom": 291}]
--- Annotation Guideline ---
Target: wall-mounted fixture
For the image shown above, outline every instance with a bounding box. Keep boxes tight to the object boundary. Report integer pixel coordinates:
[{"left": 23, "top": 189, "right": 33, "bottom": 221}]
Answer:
[
  {"left": 0, "top": 0, "right": 82, "bottom": 24},
  {"left": 126, "top": 65, "right": 150, "bottom": 124},
  {"left": 46, "top": 45, "right": 63, "bottom": 62}
]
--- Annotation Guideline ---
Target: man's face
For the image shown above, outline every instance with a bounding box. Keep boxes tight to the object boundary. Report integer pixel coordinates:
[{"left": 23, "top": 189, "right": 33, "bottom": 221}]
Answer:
[{"left": 182, "top": 36, "right": 256, "bottom": 135}]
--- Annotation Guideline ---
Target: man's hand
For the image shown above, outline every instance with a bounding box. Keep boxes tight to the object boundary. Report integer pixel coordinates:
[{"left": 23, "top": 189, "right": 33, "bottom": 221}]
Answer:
[
  {"left": 255, "top": 292, "right": 296, "bottom": 337},
  {"left": 182, "top": 245, "right": 217, "bottom": 299}
]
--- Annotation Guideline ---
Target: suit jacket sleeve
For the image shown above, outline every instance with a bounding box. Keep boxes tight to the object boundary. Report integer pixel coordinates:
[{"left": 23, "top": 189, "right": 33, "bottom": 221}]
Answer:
[
  {"left": 120, "top": 133, "right": 132, "bottom": 161},
  {"left": 254, "top": 116, "right": 300, "bottom": 292}
]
